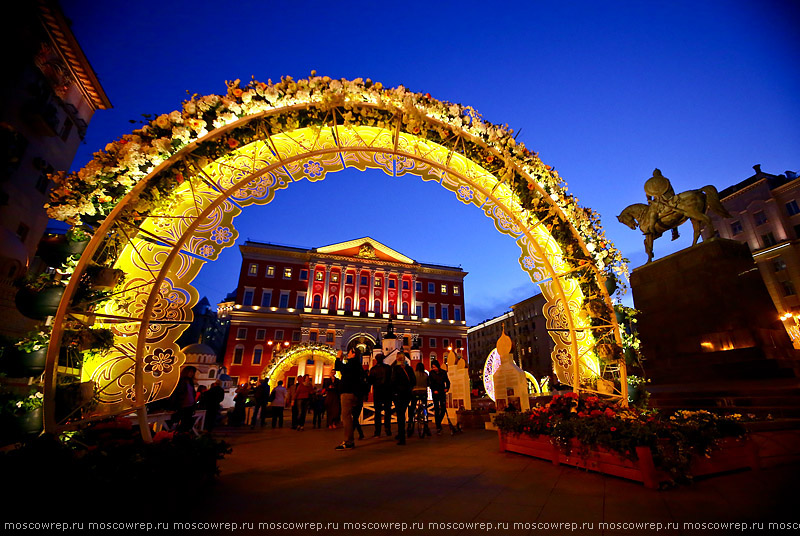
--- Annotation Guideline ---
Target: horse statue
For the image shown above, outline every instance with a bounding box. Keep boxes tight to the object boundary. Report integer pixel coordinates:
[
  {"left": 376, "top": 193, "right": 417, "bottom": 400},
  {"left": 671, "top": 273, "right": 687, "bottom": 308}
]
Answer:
[{"left": 617, "top": 169, "right": 731, "bottom": 263}]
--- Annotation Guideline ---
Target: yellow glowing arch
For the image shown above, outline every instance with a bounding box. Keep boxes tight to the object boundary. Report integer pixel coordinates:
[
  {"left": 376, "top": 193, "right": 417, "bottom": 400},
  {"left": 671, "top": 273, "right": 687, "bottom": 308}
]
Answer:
[
  {"left": 43, "top": 76, "right": 627, "bottom": 435},
  {"left": 261, "top": 343, "right": 338, "bottom": 391}
]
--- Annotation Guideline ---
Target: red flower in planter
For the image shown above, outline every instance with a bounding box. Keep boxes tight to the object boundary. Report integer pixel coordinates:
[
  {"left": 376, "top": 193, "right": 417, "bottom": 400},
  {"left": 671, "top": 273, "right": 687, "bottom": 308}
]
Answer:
[
  {"left": 604, "top": 408, "right": 616, "bottom": 418},
  {"left": 590, "top": 409, "right": 602, "bottom": 417},
  {"left": 610, "top": 427, "right": 617, "bottom": 432}
]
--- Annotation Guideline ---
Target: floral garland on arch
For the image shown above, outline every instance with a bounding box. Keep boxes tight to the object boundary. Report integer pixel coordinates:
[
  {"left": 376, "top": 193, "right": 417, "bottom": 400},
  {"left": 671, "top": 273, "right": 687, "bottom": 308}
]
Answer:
[{"left": 45, "top": 74, "right": 628, "bottom": 288}]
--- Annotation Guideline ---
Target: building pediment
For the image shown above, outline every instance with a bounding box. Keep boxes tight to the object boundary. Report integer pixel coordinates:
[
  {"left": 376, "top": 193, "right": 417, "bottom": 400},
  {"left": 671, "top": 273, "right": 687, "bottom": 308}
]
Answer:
[{"left": 315, "top": 237, "right": 414, "bottom": 264}]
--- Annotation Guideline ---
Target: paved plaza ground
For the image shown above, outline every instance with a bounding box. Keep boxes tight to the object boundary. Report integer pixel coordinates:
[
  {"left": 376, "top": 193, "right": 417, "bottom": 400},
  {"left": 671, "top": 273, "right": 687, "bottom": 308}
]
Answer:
[{"left": 171, "top": 422, "right": 799, "bottom": 535}]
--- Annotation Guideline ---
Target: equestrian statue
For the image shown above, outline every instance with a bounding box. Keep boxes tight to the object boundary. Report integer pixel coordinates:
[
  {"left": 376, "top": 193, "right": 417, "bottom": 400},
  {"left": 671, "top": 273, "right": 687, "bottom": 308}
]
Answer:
[{"left": 617, "top": 168, "right": 731, "bottom": 263}]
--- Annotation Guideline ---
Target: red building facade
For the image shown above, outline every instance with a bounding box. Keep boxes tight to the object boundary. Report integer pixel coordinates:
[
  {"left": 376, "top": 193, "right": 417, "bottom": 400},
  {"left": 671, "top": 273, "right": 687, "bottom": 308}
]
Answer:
[{"left": 221, "top": 238, "right": 468, "bottom": 386}]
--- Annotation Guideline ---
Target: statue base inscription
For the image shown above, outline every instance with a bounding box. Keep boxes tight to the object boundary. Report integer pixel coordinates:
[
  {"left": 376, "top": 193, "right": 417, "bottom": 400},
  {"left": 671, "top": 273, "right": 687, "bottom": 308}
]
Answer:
[{"left": 631, "top": 238, "right": 799, "bottom": 384}]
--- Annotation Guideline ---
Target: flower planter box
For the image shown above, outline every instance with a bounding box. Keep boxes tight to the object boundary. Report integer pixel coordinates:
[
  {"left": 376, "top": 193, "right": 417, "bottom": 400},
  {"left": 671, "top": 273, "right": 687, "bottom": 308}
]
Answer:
[
  {"left": 0, "top": 347, "right": 47, "bottom": 377},
  {"left": 0, "top": 407, "right": 43, "bottom": 440},
  {"left": 498, "top": 431, "right": 758, "bottom": 489},
  {"left": 15, "top": 286, "right": 65, "bottom": 320},
  {"left": 36, "top": 236, "right": 88, "bottom": 267}
]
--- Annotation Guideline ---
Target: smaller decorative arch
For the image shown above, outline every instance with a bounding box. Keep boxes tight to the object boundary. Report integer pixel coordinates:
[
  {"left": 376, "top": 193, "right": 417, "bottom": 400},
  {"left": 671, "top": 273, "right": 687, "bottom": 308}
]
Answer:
[{"left": 262, "top": 343, "right": 338, "bottom": 390}]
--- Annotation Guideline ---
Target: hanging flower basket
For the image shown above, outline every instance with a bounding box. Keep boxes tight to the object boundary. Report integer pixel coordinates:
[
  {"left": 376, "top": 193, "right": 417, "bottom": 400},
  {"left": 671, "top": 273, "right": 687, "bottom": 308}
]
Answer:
[
  {"left": 0, "top": 407, "right": 43, "bottom": 439},
  {"left": 87, "top": 267, "right": 124, "bottom": 290},
  {"left": 36, "top": 235, "right": 89, "bottom": 267},
  {"left": 0, "top": 347, "right": 47, "bottom": 377},
  {"left": 15, "top": 286, "right": 65, "bottom": 320}
]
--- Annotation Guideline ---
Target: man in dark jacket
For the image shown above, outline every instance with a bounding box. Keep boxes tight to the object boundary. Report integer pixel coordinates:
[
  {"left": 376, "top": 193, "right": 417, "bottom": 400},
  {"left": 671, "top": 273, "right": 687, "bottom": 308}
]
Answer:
[
  {"left": 428, "top": 360, "right": 451, "bottom": 434},
  {"left": 201, "top": 379, "right": 226, "bottom": 432},
  {"left": 334, "top": 348, "right": 363, "bottom": 450},
  {"left": 368, "top": 353, "right": 393, "bottom": 437},
  {"left": 390, "top": 350, "right": 415, "bottom": 445},
  {"left": 250, "top": 378, "right": 271, "bottom": 429}
]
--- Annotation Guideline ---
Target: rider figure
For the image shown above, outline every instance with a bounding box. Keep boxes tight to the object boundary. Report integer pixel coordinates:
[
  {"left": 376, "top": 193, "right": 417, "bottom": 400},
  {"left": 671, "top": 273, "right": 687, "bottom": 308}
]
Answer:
[{"left": 644, "top": 168, "right": 680, "bottom": 241}]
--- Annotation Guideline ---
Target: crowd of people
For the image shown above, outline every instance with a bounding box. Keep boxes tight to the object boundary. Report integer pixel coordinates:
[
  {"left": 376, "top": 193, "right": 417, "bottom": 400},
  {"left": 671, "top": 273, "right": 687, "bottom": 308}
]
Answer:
[{"left": 167, "top": 349, "right": 451, "bottom": 451}]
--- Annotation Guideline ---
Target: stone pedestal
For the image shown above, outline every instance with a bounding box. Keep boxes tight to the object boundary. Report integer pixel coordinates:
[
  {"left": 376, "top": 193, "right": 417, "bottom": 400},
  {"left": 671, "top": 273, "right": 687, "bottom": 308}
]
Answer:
[{"left": 631, "top": 238, "right": 798, "bottom": 384}]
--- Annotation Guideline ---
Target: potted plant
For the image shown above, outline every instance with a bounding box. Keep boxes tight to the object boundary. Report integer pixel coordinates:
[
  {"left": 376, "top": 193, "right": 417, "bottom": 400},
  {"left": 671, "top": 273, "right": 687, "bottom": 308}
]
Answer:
[
  {"left": 626, "top": 375, "right": 650, "bottom": 405},
  {"left": 1, "top": 326, "right": 51, "bottom": 377},
  {"left": 0, "top": 389, "right": 44, "bottom": 439},
  {"left": 62, "top": 326, "right": 115, "bottom": 353},
  {"left": 36, "top": 227, "right": 91, "bottom": 267},
  {"left": 86, "top": 265, "right": 124, "bottom": 291},
  {"left": 15, "top": 272, "right": 66, "bottom": 320}
]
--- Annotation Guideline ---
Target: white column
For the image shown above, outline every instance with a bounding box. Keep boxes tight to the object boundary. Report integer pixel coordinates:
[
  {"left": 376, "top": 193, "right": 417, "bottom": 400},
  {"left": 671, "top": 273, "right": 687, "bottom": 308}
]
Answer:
[
  {"left": 338, "top": 266, "right": 347, "bottom": 308},
  {"left": 369, "top": 268, "right": 375, "bottom": 312},
  {"left": 322, "top": 264, "right": 331, "bottom": 306},
  {"left": 411, "top": 274, "right": 417, "bottom": 315},
  {"left": 305, "top": 262, "right": 314, "bottom": 307}
]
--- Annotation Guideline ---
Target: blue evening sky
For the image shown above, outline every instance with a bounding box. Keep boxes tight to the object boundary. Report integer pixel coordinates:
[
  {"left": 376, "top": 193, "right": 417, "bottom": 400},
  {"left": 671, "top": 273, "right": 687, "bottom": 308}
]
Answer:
[{"left": 61, "top": 0, "right": 799, "bottom": 325}]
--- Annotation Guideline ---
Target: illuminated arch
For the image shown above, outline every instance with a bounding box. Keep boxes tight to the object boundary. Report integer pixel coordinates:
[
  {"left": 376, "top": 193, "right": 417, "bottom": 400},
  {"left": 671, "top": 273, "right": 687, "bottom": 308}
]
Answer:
[
  {"left": 42, "top": 75, "right": 628, "bottom": 435},
  {"left": 261, "top": 343, "right": 338, "bottom": 391}
]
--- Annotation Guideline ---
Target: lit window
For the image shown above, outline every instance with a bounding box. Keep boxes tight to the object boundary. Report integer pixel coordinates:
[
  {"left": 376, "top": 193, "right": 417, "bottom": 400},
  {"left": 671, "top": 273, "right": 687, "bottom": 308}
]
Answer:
[
  {"left": 236, "top": 328, "right": 247, "bottom": 340},
  {"left": 331, "top": 273, "right": 340, "bottom": 283},
  {"left": 787, "top": 200, "right": 800, "bottom": 216},
  {"left": 248, "top": 263, "right": 258, "bottom": 276},
  {"left": 375, "top": 278, "right": 382, "bottom": 287},
  {"left": 315, "top": 271, "right": 324, "bottom": 281},
  {"left": 283, "top": 267, "right": 293, "bottom": 279},
  {"left": 441, "top": 284, "right": 447, "bottom": 294},
  {"left": 453, "top": 285, "right": 460, "bottom": 296},
  {"left": 266, "top": 266, "right": 275, "bottom": 277}
]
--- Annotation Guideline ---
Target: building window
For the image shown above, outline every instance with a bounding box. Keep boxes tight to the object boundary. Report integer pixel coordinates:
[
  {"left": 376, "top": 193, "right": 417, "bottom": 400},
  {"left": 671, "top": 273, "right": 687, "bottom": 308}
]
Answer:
[
  {"left": 331, "top": 273, "right": 339, "bottom": 283},
  {"left": 359, "top": 299, "right": 367, "bottom": 312},
  {"left": 456, "top": 340, "right": 462, "bottom": 349},
  {"left": 415, "top": 282, "right": 422, "bottom": 292},
  {"left": 730, "top": 221, "right": 743, "bottom": 235},
  {"left": 389, "top": 301, "right": 395, "bottom": 314},
  {"left": 782, "top": 280, "right": 796, "bottom": 296},
  {"left": 441, "top": 306, "right": 449, "bottom": 321},
  {"left": 454, "top": 307, "right": 462, "bottom": 322},
  {"left": 403, "top": 336, "right": 410, "bottom": 347},
  {"left": 416, "top": 305, "right": 422, "bottom": 317},
  {"left": 443, "top": 339, "right": 450, "bottom": 349},
  {"left": 375, "top": 278, "right": 382, "bottom": 287},
  {"left": 313, "top": 295, "right": 322, "bottom": 309},
  {"left": 346, "top": 274, "right": 353, "bottom": 284},
  {"left": 440, "top": 284, "right": 447, "bottom": 294},
  {"left": 266, "top": 265, "right": 275, "bottom": 277},
  {"left": 753, "top": 211, "right": 768, "bottom": 226},
  {"left": 297, "top": 295, "right": 306, "bottom": 310},
  {"left": 252, "top": 347, "right": 263, "bottom": 365},
  {"left": 208, "top": 369, "right": 216, "bottom": 379},
  {"left": 345, "top": 297, "right": 352, "bottom": 311},
  {"left": 256, "top": 329, "right": 266, "bottom": 341},
  {"left": 360, "top": 275, "right": 368, "bottom": 286},
  {"left": 292, "top": 331, "right": 301, "bottom": 342},
  {"left": 309, "top": 331, "right": 318, "bottom": 342},
  {"left": 329, "top": 296, "right": 337, "bottom": 310},
  {"left": 16, "top": 223, "right": 29, "bottom": 243},
  {"left": 402, "top": 280, "right": 409, "bottom": 290},
  {"left": 248, "top": 263, "right": 258, "bottom": 276},
  {"left": 261, "top": 290, "right": 272, "bottom": 307},
  {"left": 429, "top": 338, "right": 437, "bottom": 348},
  {"left": 402, "top": 302, "right": 409, "bottom": 315},
  {"left": 787, "top": 200, "right": 800, "bottom": 216},
  {"left": 374, "top": 299, "right": 380, "bottom": 312},
  {"left": 249, "top": 376, "right": 259, "bottom": 384},
  {"left": 314, "top": 271, "right": 324, "bottom": 281},
  {"left": 428, "top": 305, "right": 436, "bottom": 318},
  {"left": 35, "top": 174, "right": 49, "bottom": 194},
  {"left": 774, "top": 258, "right": 787, "bottom": 272},
  {"left": 283, "top": 267, "right": 293, "bottom": 279},
  {"left": 388, "top": 279, "right": 396, "bottom": 289},
  {"left": 243, "top": 288, "right": 254, "bottom": 306},
  {"left": 428, "top": 282, "right": 435, "bottom": 293},
  {"left": 275, "top": 329, "right": 284, "bottom": 341},
  {"left": 279, "top": 292, "right": 290, "bottom": 308},
  {"left": 233, "top": 347, "right": 244, "bottom": 365},
  {"left": 300, "top": 269, "right": 309, "bottom": 281},
  {"left": 326, "top": 331, "right": 335, "bottom": 343},
  {"left": 762, "top": 232, "right": 777, "bottom": 247},
  {"left": 453, "top": 285, "right": 460, "bottom": 296},
  {"left": 236, "top": 328, "right": 247, "bottom": 340}
]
